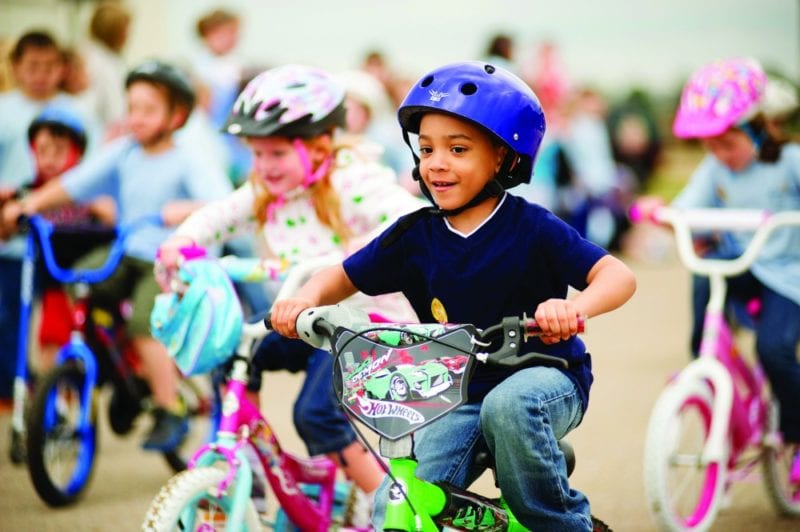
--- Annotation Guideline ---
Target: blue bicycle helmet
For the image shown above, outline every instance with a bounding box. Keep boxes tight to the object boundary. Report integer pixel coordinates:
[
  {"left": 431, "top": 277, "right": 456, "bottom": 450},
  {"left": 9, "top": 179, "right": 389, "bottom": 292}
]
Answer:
[
  {"left": 150, "top": 259, "right": 243, "bottom": 377},
  {"left": 28, "top": 105, "right": 88, "bottom": 153},
  {"left": 398, "top": 61, "right": 546, "bottom": 191}
]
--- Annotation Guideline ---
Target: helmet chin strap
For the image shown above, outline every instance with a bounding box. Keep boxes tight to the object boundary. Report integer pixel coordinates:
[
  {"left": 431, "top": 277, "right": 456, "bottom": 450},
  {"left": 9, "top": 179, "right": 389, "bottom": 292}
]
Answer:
[
  {"left": 416, "top": 173, "right": 505, "bottom": 217},
  {"left": 293, "top": 138, "right": 332, "bottom": 187},
  {"left": 402, "top": 129, "right": 509, "bottom": 218}
]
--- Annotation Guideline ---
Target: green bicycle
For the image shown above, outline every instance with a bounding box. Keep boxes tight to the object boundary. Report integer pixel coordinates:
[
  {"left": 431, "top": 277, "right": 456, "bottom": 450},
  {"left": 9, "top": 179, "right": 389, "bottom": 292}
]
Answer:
[{"left": 286, "top": 304, "right": 611, "bottom": 531}]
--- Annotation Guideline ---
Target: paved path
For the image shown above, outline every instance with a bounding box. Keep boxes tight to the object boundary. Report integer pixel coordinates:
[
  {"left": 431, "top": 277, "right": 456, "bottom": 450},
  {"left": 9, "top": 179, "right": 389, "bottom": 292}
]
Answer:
[{"left": 1, "top": 252, "right": 798, "bottom": 531}]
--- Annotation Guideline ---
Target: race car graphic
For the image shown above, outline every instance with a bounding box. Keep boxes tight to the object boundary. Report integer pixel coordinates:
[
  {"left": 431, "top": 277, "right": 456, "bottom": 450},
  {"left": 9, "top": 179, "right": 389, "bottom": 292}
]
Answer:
[{"left": 364, "top": 361, "right": 454, "bottom": 402}]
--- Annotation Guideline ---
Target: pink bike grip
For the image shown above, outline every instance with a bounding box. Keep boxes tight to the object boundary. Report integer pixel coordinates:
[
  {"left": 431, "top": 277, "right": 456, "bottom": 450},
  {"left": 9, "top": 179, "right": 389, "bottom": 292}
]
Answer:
[
  {"left": 523, "top": 316, "right": 586, "bottom": 336},
  {"left": 628, "top": 203, "right": 644, "bottom": 223},
  {"left": 178, "top": 245, "right": 207, "bottom": 261}
]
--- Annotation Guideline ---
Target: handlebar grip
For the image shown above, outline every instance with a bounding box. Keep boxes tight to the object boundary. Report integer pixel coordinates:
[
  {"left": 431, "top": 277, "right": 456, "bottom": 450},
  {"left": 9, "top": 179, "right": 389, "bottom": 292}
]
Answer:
[
  {"left": 522, "top": 316, "right": 586, "bottom": 337},
  {"left": 264, "top": 312, "right": 274, "bottom": 331}
]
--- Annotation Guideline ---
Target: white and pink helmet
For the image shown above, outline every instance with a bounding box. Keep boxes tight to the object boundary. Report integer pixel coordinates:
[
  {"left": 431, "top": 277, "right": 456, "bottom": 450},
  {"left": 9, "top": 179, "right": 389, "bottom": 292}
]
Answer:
[
  {"left": 673, "top": 57, "right": 767, "bottom": 139},
  {"left": 224, "top": 64, "right": 347, "bottom": 139}
]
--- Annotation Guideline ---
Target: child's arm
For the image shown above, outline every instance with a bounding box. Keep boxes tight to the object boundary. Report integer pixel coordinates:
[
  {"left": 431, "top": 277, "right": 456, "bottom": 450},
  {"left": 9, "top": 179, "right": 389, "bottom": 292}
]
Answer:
[
  {"left": 535, "top": 255, "right": 636, "bottom": 344},
  {"left": 270, "top": 264, "right": 358, "bottom": 338},
  {"left": 0, "top": 179, "right": 72, "bottom": 238}
]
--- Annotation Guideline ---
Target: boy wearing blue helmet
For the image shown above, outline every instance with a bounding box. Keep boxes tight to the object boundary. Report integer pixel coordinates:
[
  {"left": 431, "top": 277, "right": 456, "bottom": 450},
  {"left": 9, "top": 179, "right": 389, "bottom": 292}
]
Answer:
[
  {"left": 28, "top": 106, "right": 116, "bottom": 372},
  {"left": 271, "top": 61, "right": 636, "bottom": 530}
]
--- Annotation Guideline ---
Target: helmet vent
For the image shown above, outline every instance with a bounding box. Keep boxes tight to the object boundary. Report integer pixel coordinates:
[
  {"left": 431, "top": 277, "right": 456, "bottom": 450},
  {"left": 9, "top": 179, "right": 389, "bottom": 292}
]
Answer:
[
  {"left": 460, "top": 82, "right": 477, "bottom": 96},
  {"left": 420, "top": 75, "right": 434, "bottom": 88},
  {"left": 484, "top": 64, "right": 496, "bottom": 74}
]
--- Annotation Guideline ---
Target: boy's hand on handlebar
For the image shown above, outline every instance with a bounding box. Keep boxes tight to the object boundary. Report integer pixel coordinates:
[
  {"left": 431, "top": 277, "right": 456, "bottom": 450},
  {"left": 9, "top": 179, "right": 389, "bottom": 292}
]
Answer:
[
  {"left": 534, "top": 299, "right": 583, "bottom": 344},
  {"left": 270, "top": 298, "right": 316, "bottom": 338},
  {"left": 0, "top": 200, "right": 24, "bottom": 240}
]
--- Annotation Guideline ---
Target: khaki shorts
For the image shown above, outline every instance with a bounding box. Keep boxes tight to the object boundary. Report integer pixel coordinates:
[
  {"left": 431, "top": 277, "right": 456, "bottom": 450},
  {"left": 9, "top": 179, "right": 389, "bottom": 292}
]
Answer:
[{"left": 71, "top": 246, "right": 159, "bottom": 337}]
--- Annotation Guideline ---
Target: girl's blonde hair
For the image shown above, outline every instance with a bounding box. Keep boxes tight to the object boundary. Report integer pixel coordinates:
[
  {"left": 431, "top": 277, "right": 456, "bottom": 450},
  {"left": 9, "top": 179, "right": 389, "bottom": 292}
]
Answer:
[{"left": 250, "top": 136, "right": 354, "bottom": 243}]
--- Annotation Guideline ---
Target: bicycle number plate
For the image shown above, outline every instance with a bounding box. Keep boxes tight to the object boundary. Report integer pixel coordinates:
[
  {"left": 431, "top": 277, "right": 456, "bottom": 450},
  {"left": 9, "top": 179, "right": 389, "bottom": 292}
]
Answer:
[{"left": 332, "top": 324, "right": 476, "bottom": 440}]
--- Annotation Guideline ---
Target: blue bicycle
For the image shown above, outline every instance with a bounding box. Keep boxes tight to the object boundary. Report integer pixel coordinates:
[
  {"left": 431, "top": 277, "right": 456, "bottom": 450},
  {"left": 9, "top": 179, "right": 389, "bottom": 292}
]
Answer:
[{"left": 13, "top": 214, "right": 217, "bottom": 506}]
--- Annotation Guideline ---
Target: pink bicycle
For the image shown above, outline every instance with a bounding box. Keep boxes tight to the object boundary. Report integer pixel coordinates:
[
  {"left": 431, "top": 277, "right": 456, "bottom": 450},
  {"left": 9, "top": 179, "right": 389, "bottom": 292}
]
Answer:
[
  {"left": 142, "top": 253, "right": 371, "bottom": 531},
  {"left": 636, "top": 206, "right": 800, "bottom": 531}
]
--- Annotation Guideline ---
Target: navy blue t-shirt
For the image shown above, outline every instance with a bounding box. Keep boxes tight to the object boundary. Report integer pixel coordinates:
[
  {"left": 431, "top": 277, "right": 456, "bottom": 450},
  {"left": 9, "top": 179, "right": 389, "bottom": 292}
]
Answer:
[{"left": 343, "top": 193, "right": 608, "bottom": 411}]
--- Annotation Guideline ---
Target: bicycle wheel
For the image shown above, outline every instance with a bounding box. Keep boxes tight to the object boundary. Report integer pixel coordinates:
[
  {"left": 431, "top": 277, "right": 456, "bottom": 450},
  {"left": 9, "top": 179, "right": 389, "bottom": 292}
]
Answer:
[
  {"left": 643, "top": 381, "right": 727, "bottom": 531},
  {"left": 142, "top": 466, "right": 260, "bottom": 532},
  {"left": 26, "top": 361, "right": 98, "bottom": 507},
  {"left": 762, "top": 399, "right": 800, "bottom": 516},
  {"left": 161, "top": 375, "right": 219, "bottom": 472}
]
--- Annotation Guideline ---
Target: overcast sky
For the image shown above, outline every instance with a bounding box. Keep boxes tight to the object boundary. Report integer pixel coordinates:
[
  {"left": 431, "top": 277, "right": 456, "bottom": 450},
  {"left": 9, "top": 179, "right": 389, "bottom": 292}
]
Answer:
[{"left": 3, "top": 0, "right": 798, "bottom": 95}]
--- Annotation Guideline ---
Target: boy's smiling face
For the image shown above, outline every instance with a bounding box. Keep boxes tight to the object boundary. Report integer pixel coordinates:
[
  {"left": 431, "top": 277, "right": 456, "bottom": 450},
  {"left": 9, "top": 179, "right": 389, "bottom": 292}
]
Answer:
[{"left": 417, "top": 112, "right": 506, "bottom": 212}]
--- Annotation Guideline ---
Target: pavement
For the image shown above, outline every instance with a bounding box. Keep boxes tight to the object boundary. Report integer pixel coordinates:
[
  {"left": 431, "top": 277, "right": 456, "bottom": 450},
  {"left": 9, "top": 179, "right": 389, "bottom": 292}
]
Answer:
[{"left": 0, "top": 249, "right": 798, "bottom": 531}]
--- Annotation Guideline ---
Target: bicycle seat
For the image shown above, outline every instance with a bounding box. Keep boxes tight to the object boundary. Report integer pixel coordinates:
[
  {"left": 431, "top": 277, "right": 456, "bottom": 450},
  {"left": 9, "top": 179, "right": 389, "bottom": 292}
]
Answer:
[{"left": 473, "top": 439, "right": 576, "bottom": 481}]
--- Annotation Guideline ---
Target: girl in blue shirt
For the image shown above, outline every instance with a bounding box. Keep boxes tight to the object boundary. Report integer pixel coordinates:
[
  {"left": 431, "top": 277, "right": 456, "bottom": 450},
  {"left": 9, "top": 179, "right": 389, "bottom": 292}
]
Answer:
[
  {"left": 644, "top": 58, "right": 800, "bottom": 453},
  {"left": 270, "top": 61, "right": 636, "bottom": 531}
]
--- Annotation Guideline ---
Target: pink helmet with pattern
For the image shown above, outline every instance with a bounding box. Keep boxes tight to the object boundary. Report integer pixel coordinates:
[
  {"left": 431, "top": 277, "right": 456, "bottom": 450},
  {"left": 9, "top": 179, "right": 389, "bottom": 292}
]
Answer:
[{"left": 673, "top": 57, "right": 767, "bottom": 139}]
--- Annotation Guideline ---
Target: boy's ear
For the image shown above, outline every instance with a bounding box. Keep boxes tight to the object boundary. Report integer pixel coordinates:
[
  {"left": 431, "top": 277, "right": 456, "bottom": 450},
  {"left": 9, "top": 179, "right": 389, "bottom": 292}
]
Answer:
[
  {"left": 495, "top": 146, "right": 508, "bottom": 172},
  {"left": 169, "top": 106, "right": 190, "bottom": 130}
]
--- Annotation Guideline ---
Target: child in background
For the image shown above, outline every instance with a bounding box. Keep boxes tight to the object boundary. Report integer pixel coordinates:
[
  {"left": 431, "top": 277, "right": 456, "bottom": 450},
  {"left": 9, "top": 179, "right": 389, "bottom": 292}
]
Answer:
[
  {"left": 640, "top": 58, "right": 800, "bottom": 471},
  {"left": 270, "top": 61, "right": 636, "bottom": 530},
  {"left": 1, "top": 60, "right": 232, "bottom": 452},
  {"left": 81, "top": 1, "right": 131, "bottom": 136},
  {"left": 191, "top": 8, "right": 243, "bottom": 132},
  {"left": 0, "top": 30, "right": 92, "bottom": 403},
  {"left": 156, "top": 64, "right": 426, "bottom": 512},
  {"left": 27, "top": 106, "right": 116, "bottom": 372}
]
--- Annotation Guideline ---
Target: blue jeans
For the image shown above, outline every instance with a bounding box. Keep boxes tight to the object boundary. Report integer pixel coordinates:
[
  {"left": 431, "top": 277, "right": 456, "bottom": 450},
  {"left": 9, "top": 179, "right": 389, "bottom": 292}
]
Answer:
[
  {"left": 691, "top": 266, "right": 800, "bottom": 442},
  {"left": 0, "top": 258, "right": 23, "bottom": 398},
  {"left": 250, "top": 334, "right": 356, "bottom": 456},
  {"left": 372, "top": 366, "right": 592, "bottom": 531}
]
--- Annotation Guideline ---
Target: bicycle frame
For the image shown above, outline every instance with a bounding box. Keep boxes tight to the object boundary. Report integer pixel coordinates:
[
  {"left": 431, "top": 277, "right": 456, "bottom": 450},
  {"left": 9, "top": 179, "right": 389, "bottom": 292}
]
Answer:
[
  {"left": 293, "top": 304, "right": 583, "bottom": 531},
  {"left": 176, "top": 252, "right": 346, "bottom": 531},
  {"left": 652, "top": 208, "right": 800, "bottom": 469}
]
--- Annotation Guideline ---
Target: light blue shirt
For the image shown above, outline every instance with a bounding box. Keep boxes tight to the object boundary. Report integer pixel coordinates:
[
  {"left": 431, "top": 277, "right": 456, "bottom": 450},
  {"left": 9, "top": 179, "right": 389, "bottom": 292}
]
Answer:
[
  {"left": 62, "top": 137, "right": 232, "bottom": 261},
  {"left": 672, "top": 143, "right": 800, "bottom": 305}
]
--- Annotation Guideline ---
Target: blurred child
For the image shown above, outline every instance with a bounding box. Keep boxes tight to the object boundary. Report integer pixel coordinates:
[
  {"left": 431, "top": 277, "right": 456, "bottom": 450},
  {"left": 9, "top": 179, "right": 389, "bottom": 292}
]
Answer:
[
  {"left": 270, "top": 61, "right": 636, "bottom": 530},
  {"left": 191, "top": 8, "right": 242, "bottom": 130},
  {"left": 81, "top": 1, "right": 131, "bottom": 135},
  {"left": 0, "top": 30, "right": 90, "bottom": 402},
  {"left": 27, "top": 105, "right": 116, "bottom": 372},
  {"left": 640, "top": 58, "right": 800, "bottom": 461},
  {"left": 157, "top": 65, "right": 425, "bottom": 515},
  {"left": 1, "top": 60, "right": 232, "bottom": 452}
]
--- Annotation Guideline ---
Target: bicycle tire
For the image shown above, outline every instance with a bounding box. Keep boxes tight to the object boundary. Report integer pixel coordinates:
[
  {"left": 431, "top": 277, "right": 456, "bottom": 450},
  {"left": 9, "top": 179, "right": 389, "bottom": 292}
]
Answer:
[
  {"left": 161, "top": 375, "right": 219, "bottom": 472},
  {"left": 26, "top": 361, "right": 98, "bottom": 507},
  {"left": 142, "top": 466, "right": 260, "bottom": 532},
  {"left": 762, "top": 398, "right": 800, "bottom": 516},
  {"left": 643, "top": 381, "right": 726, "bottom": 531}
]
